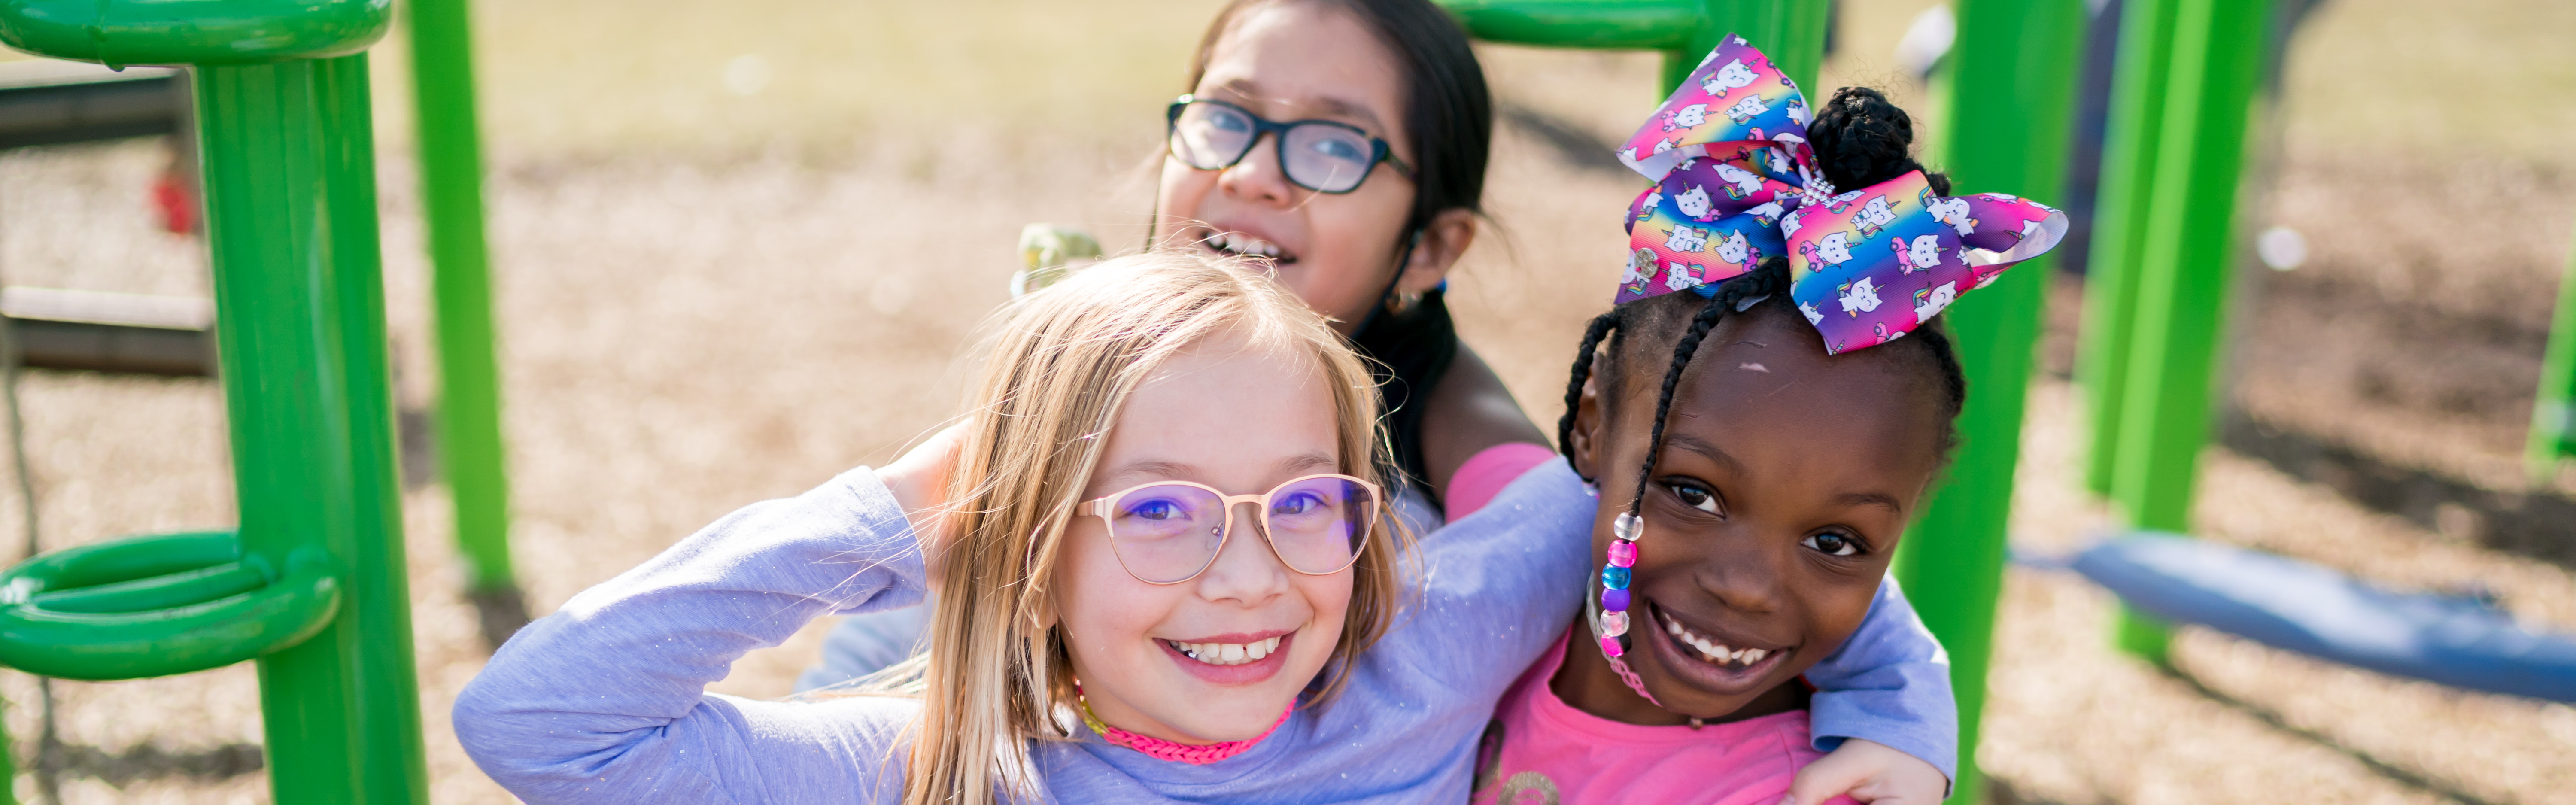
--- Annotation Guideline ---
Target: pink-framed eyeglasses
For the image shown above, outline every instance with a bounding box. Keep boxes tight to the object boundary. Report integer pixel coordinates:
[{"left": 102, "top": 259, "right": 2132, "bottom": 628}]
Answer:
[{"left": 1078, "top": 473, "right": 1383, "bottom": 584}]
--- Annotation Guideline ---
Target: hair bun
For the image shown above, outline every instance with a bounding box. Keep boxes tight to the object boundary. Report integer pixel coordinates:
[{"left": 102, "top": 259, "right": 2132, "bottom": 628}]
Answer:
[{"left": 1807, "top": 86, "right": 1945, "bottom": 194}]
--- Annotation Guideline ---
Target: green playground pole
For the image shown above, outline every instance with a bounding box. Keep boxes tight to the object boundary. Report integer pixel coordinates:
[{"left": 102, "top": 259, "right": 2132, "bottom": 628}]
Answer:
[
  {"left": 1436, "top": 0, "right": 1830, "bottom": 94},
  {"left": 407, "top": 0, "right": 517, "bottom": 599},
  {"left": 2107, "top": 0, "right": 2272, "bottom": 662},
  {"left": 1892, "top": 1, "right": 2085, "bottom": 803},
  {"left": 2529, "top": 228, "right": 2576, "bottom": 481},
  {"left": 2077, "top": 0, "right": 2182, "bottom": 496},
  {"left": 0, "top": 1, "right": 431, "bottom": 802}
]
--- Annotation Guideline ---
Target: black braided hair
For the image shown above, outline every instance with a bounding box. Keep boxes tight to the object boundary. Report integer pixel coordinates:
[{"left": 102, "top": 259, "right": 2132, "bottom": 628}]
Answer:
[
  {"left": 1555, "top": 310, "right": 1622, "bottom": 462},
  {"left": 1559, "top": 85, "right": 1974, "bottom": 520},
  {"left": 1624, "top": 265, "right": 1789, "bottom": 515}
]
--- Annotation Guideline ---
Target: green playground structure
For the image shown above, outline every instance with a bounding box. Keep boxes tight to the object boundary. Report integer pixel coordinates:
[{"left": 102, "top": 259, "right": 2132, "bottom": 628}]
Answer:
[
  {"left": 406, "top": 0, "right": 526, "bottom": 640},
  {"left": 2533, "top": 230, "right": 2576, "bottom": 480},
  {"left": 2070, "top": 0, "right": 2272, "bottom": 661},
  {"left": 0, "top": 0, "right": 434, "bottom": 801}
]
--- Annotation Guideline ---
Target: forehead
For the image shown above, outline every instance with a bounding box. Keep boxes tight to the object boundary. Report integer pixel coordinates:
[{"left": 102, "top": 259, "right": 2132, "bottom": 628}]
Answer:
[
  {"left": 1197, "top": 2, "right": 1406, "bottom": 137},
  {"left": 1617, "top": 309, "right": 1945, "bottom": 480},
  {"left": 1098, "top": 333, "right": 1340, "bottom": 489}
]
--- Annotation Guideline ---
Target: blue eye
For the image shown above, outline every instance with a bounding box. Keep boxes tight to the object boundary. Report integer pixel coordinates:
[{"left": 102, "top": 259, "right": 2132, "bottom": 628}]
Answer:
[
  {"left": 1271, "top": 491, "right": 1327, "bottom": 516},
  {"left": 1124, "top": 498, "right": 1188, "bottom": 521}
]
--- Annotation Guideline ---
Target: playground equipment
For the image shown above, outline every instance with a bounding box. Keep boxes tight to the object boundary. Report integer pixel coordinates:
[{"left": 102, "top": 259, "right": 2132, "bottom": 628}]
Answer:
[
  {"left": 406, "top": 0, "right": 524, "bottom": 642},
  {"left": 2071, "top": 0, "right": 2273, "bottom": 660},
  {"left": 2064, "top": 534, "right": 2576, "bottom": 703},
  {"left": 2533, "top": 234, "right": 2576, "bottom": 480},
  {"left": 1435, "top": 2, "right": 2078, "bottom": 802},
  {"left": 0, "top": 0, "right": 433, "bottom": 802}
]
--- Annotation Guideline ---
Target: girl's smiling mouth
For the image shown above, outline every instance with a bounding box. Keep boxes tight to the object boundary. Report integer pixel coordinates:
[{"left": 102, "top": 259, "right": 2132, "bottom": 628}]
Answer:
[
  {"left": 1644, "top": 601, "right": 1793, "bottom": 695},
  {"left": 1158, "top": 631, "right": 1295, "bottom": 685},
  {"left": 1192, "top": 227, "right": 1300, "bottom": 264}
]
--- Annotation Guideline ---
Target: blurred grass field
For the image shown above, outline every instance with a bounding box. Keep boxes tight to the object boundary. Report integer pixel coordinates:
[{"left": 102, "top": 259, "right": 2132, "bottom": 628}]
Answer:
[{"left": 2, "top": 0, "right": 2574, "bottom": 802}]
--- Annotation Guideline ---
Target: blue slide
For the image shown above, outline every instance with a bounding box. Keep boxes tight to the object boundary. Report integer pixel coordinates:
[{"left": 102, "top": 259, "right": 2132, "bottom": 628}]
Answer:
[{"left": 2065, "top": 533, "right": 2576, "bottom": 703}]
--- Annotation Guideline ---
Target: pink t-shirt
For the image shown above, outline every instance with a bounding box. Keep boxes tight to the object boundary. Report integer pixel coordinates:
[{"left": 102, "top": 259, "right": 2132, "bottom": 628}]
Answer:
[{"left": 1470, "top": 630, "right": 1853, "bottom": 805}]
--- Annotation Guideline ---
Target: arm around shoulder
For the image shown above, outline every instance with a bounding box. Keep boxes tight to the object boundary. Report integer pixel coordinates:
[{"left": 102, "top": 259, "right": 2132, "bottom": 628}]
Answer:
[{"left": 1799, "top": 574, "right": 1959, "bottom": 781}]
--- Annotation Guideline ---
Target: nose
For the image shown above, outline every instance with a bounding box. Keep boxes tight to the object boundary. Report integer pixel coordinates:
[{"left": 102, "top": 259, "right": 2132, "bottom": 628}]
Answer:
[
  {"left": 1694, "top": 527, "right": 1789, "bottom": 617},
  {"left": 1194, "top": 500, "right": 1291, "bottom": 606},
  {"left": 1215, "top": 132, "right": 1298, "bottom": 209}
]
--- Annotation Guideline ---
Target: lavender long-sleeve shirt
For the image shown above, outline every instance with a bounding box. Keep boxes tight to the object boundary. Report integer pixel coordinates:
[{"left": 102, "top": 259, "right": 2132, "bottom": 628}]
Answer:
[{"left": 455, "top": 459, "right": 1953, "bottom": 803}]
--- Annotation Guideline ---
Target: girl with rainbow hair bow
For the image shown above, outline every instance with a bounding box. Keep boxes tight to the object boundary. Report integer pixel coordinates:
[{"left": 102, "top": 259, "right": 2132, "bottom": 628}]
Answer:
[{"left": 1469, "top": 35, "right": 2065, "bottom": 805}]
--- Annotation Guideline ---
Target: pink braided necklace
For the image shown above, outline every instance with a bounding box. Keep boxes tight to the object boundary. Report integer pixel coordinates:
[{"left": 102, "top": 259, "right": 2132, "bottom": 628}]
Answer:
[{"left": 1071, "top": 680, "right": 1291, "bottom": 765}]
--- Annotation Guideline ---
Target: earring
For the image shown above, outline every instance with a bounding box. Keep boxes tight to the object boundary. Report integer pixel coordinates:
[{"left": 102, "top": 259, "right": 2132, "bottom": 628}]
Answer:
[{"left": 1384, "top": 288, "right": 1425, "bottom": 315}]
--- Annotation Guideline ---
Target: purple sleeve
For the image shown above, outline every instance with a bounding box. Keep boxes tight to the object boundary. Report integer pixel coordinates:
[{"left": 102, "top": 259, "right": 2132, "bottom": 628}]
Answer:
[
  {"left": 452, "top": 468, "right": 928, "bottom": 804},
  {"left": 1802, "top": 575, "right": 1959, "bottom": 782}
]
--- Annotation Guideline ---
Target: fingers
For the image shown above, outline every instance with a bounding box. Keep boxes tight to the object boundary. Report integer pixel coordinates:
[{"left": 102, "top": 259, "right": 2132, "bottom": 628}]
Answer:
[
  {"left": 881, "top": 421, "right": 972, "bottom": 551},
  {"left": 1787, "top": 741, "right": 1875, "bottom": 805}
]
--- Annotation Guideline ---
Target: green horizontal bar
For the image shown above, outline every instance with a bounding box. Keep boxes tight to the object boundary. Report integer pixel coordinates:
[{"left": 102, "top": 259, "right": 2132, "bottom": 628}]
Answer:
[
  {"left": 1438, "top": 0, "right": 1707, "bottom": 49},
  {"left": 3, "top": 530, "right": 235, "bottom": 592},
  {"left": 31, "top": 561, "right": 268, "bottom": 614},
  {"left": 0, "top": 0, "right": 390, "bottom": 68}
]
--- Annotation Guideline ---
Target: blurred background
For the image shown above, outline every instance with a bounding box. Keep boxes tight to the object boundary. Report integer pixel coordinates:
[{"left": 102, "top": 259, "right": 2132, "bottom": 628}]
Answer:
[{"left": 0, "top": 0, "right": 2570, "bottom": 801}]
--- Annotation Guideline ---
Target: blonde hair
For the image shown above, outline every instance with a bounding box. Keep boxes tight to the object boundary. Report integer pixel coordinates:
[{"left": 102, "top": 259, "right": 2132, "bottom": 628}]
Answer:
[{"left": 876, "top": 251, "right": 1406, "bottom": 805}]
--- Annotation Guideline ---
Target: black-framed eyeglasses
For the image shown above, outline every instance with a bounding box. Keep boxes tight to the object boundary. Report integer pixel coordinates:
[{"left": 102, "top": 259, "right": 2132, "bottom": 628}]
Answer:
[{"left": 1165, "top": 95, "right": 1416, "bottom": 194}]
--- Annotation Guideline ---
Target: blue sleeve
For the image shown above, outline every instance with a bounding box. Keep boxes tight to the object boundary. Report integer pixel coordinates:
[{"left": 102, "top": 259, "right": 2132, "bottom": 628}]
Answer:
[
  {"left": 453, "top": 467, "right": 928, "bottom": 805},
  {"left": 1802, "top": 575, "right": 1959, "bottom": 782}
]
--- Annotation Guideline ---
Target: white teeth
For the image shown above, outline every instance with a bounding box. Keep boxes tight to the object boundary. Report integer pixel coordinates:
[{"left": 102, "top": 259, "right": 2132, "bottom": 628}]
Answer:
[
  {"left": 1656, "top": 611, "right": 1774, "bottom": 668},
  {"left": 1208, "top": 232, "right": 1285, "bottom": 260},
  {"left": 1171, "top": 637, "right": 1282, "bottom": 666}
]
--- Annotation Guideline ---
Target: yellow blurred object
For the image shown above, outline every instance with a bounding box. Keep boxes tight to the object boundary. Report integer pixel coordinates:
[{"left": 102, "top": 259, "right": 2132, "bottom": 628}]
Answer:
[{"left": 1015, "top": 223, "right": 1103, "bottom": 297}]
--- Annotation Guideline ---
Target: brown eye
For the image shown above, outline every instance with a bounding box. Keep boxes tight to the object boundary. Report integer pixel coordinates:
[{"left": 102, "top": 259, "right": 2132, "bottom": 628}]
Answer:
[
  {"left": 1664, "top": 481, "right": 1721, "bottom": 514},
  {"left": 1802, "top": 531, "right": 1862, "bottom": 557}
]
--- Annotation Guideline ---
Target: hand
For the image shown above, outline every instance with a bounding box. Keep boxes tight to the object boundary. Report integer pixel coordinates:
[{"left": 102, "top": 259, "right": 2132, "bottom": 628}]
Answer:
[
  {"left": 877, "top": 422, "right": 968, "bottom": 571},
  {"left": 1786, "top": 738, "right": 1949, "bottom": 805}
]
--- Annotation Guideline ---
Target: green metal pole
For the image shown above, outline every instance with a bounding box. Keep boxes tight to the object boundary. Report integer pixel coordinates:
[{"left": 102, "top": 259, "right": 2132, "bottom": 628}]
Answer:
[
  {"left": 1889, "top": 2, "right": 2085, "bottom": 803},
  {"left": 2529, "top": 228, "right": 2576, "bottom": 481},
  {"left": 0, "top": 696, "right": 12, "bottom": 805},
  {"left": 2105, "top": 0, "right": 2272, "bottom": 662},
  {"left": 196, "top": 55, "right": 432, "bottom": 805},
  {"left": 2076, "top": 0, "right": 2181, "bottom": 496},
  {"left": 406, "top": 0, "right": 516, "bottom": 596},
  {"left": 1436, "top": 0, "right": 1826, "bottom": 95}
]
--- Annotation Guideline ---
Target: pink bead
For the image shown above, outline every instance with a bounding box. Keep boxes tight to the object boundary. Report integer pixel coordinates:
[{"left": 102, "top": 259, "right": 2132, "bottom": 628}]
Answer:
[
  {"left": 1601, "top": 610, "right": 1629, "bottom": 638},
  {"left": 1599, "top": 635, "right": 1625, "bottom": 658},
  {"left": 1607, "top": 541, "right": 1636, "bottom": 567}
]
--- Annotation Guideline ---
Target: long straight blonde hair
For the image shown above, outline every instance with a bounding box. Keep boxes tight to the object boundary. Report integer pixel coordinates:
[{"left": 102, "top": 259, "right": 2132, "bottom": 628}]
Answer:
[{"left": 878, "top": 252, "right": 1407, "bottom": 805}]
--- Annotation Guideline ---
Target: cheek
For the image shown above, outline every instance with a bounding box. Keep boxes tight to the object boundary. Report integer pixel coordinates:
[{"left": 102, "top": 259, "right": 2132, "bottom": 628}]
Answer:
[
  {"left": 1288, "top": 570, "right": 1354, "bottom": 656},
  {"left": 1054, "top": 526, "right": 1180, "bottom": 659},
  {"left": 1156, "top": 161, "right": 1215, "bottom": 229}
]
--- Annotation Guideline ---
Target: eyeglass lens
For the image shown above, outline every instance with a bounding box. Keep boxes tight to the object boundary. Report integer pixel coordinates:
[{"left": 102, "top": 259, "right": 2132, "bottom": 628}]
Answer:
[
  {"left": 1103, "top": 477, "right": 1376, "bottom": 583},
  {"left": 1169, "top": 103, "right": 1380, "bottom": 193}
]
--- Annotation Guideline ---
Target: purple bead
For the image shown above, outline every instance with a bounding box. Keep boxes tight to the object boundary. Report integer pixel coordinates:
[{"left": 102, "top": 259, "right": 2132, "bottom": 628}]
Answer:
[
  {"left": 1607, "top": 541, "right": 1636, "bottom": 567},
  {"left": 1601, "top": 587, "right": 1631, "bottom": 612},
  {"left": 1601, "top": 610, "right": 1630, "bottom": 638},
  {"left": 1599, "top": 635, "right": 1625, "bottom": 658}
]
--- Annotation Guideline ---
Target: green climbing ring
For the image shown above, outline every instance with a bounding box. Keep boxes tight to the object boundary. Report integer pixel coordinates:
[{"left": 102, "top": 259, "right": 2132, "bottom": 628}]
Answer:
[{"left": 0, "top": 531, "right": 341, "bottom": 681}]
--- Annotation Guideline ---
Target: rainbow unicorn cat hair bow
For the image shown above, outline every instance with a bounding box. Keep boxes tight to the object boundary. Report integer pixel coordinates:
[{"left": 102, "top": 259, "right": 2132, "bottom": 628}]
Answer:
[{"left": 1614, "top": 34, "right": 2070, "bottom": 355}]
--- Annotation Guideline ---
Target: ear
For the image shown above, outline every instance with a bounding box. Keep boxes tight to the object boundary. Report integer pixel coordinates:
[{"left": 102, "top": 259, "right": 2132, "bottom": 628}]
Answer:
[
  {"left": 1567, "top": 355, "right": 1608, "bottom": 483},
  {"left": 1395, "top": 207, "right": 1479, "bottom": 295}
]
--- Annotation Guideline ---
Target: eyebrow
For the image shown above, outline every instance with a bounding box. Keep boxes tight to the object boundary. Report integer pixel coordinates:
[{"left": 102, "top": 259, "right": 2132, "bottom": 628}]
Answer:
[
  {"left": 1835, "top": 492, "right": 1905, "bottom": 515},
  {"left": 1660, "top": 432, "right": 1745, "bottom": 476},
  {"left": 1212, "top": 78, "right": 1391, "bottom": 134}
]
